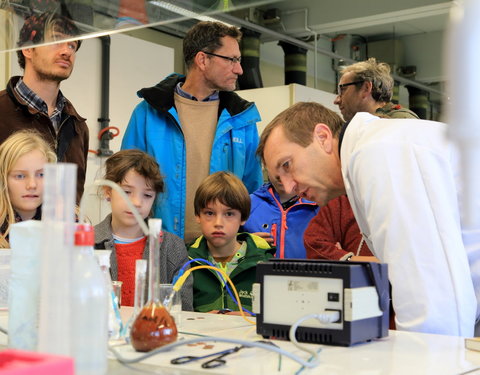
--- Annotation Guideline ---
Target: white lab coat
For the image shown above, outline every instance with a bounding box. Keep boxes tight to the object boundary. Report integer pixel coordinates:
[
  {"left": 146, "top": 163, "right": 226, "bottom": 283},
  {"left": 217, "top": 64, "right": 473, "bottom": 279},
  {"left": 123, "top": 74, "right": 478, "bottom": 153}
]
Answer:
[{"left": 341, "top": 112, "right": 479, "bottom": 336}]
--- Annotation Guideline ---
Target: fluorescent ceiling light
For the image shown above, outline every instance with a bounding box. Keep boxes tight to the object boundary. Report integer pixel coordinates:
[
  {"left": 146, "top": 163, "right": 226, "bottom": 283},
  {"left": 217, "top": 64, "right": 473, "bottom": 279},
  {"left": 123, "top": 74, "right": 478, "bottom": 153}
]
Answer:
[{"left": 149, "top": 1, "right": 232, "bottom": 25}]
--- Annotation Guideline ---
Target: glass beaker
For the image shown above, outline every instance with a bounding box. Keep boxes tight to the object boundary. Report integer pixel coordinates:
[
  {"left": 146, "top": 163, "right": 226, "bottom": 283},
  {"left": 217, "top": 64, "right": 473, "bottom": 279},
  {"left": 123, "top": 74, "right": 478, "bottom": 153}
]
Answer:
[{"left": 130, "top": 219, "right": 177, "bottom": 352}]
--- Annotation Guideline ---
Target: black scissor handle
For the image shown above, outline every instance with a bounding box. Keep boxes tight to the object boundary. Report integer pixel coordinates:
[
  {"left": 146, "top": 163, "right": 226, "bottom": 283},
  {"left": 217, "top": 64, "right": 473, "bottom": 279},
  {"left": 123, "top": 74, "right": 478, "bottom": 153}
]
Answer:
[
  {"left": 201, "top": 358, "right": 227, "bottom": 369},
  {"left": 171, "top": 356, "right": 199, "bottom": 364},
  {"left": 201, "top": 346, "right": 243, "bottom": 369}
]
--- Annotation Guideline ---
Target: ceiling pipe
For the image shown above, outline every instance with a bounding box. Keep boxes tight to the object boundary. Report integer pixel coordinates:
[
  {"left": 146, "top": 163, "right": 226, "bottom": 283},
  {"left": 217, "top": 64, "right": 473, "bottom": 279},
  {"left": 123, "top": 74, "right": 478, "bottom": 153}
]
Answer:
[
  {"left": 216, "top": 12, "right": 443, "bottom": 96},
  {"left": 281, "top": 8, "right": 318, "bottom": 89}
]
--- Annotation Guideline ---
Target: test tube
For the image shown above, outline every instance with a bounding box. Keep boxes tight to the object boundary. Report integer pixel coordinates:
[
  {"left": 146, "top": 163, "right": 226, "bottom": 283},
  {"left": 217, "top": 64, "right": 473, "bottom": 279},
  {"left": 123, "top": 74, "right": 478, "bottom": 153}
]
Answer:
[
  {"left": 123, "top": 259, "right": 147, "bottom": 340},
  {"left": 147, "top": 219, "right": 162, "bottom": 303},
  {"left": 38, "top": 163, "right": 77, "bottom": 356}
]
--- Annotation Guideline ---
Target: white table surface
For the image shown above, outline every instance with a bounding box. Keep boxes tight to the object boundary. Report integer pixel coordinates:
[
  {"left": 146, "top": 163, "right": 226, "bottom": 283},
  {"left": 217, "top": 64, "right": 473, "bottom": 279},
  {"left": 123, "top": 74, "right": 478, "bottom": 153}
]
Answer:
[
  {"left": 2, "top": 309, "right": 480, "bottom": 374},
  {"left": 108, "top": 309, "right": 480, "bottom": 375}
]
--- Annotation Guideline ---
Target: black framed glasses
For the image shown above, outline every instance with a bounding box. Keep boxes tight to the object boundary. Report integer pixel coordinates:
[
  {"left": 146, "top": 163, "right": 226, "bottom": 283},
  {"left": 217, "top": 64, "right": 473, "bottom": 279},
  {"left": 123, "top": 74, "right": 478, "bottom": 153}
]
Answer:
[
  {"left": 202, "top": 51, "right": 242, "bottom": 64},
  {"left": 336, "top": 80, "right": 365, "bottom": 95}
]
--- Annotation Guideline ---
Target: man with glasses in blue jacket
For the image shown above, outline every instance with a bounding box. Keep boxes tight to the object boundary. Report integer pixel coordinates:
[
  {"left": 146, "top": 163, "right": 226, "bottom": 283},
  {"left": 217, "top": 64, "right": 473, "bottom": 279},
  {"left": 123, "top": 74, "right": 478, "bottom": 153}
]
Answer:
[{"left": 122, "top": 21, "right": 262, "bottom": 243}]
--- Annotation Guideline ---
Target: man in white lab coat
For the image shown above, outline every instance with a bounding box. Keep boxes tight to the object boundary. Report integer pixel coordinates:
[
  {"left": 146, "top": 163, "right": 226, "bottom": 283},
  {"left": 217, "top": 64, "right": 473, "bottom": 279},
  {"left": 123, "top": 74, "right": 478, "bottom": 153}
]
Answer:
[{"left": 258, "top": 101, "right": 479, "bottom": 336}]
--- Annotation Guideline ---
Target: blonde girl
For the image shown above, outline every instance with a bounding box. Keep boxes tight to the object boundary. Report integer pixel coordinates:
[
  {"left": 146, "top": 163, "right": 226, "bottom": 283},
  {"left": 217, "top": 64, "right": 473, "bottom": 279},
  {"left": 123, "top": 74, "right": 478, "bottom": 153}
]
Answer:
[{"left": 0, "top": 130, "right": 56, "bottom": 248}]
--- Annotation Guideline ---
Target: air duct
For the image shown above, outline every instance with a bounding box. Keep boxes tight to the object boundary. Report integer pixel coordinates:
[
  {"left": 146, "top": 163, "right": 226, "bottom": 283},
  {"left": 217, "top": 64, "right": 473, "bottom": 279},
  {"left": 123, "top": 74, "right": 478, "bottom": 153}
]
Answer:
[
  {"left": 392, "top": 82, "right": 400, "bottom": 104},
  {"left": 278, "top": 41, "right": 307, "bottom": 85},
  {"left": 238, "top": 28, "right": 263, "bottom": 90},
  {"left": 406, "top": 85, "right": 429, "bottom": 119}
]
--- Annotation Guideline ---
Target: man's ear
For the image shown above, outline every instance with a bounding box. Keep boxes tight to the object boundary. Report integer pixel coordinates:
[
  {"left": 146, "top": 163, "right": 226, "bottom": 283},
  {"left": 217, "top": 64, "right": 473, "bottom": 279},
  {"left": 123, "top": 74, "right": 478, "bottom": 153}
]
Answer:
[
  {"left": 313, "top": 123, "right": 334, "bottom": 153},
  {"left": 362, "top": 80, "right": 373, "bottom": 96},
  {"left": 194, "top": 51, "right": 208, "bottom": 72},
  {"left": 22, "top": 48, "right": 32, "bottom": 61},
  {"left": 195, "top": 215, "right": 201, "bottom": 224}
]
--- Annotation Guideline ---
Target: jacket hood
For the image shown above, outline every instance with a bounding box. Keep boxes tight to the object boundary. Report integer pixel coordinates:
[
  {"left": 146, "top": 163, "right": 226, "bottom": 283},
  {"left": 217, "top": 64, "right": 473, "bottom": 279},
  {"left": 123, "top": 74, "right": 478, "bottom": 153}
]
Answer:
[
  {"left": 252, "top": 182, "right": 317, "bottom": 206},
  {"left": 251, "top": 183, "right": 276, "bottom": 204},
  {"left": 137, "top": 73, "right": 255, "bottom": 118}
]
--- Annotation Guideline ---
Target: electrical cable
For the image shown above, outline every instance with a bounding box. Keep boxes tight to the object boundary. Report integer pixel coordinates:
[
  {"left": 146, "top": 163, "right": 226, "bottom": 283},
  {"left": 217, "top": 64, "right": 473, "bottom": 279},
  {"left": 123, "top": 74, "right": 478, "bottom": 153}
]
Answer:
[
  {"left": 294, "top": 348, "right": 322, "bottom": 375},
  {"left": 173, "top": 258, "right": 255, "bottom": 317},
  {"left": 109, "top": 336, "right": 319, "bottom": 369},
  {"left": 288, "top": 311, "right": 339, "bottom": 360},
  {"left": 172, "top": 265, "right": 255, "bottom": 324}
]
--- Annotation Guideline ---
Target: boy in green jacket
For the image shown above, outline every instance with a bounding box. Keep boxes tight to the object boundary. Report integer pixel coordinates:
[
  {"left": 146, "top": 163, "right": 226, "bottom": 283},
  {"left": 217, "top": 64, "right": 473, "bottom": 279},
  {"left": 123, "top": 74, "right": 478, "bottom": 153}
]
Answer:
[{"left": 188, "top": 171, "right": 275, "bottom": 314}]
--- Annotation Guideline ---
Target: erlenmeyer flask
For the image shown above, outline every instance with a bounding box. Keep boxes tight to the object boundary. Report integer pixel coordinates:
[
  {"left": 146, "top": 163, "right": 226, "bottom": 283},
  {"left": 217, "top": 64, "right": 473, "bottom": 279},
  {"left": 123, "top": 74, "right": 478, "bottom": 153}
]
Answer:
[{"left": 130, "top": 219, "right": 177, "bottom": 352}]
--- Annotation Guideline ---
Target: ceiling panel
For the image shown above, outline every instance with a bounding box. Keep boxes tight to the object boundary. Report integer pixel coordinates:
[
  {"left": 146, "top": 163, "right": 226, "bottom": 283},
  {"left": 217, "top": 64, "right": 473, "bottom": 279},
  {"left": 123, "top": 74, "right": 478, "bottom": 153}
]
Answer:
[{"left": 252, "top": 0, "right": 452, "bottom": 39}]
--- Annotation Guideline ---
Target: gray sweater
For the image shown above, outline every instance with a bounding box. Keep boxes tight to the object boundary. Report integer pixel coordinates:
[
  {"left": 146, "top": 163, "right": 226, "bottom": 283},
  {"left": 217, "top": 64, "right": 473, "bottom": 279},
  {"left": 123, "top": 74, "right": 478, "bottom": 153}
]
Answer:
[{"left": 94, "top": 214, "right": 193, "bottom": 311}]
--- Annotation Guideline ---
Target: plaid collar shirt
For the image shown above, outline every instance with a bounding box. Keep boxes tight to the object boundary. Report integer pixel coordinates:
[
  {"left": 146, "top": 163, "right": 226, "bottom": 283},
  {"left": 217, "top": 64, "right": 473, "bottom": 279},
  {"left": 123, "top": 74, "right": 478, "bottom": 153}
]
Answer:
[{"left": 14, "top": 77, "right": 66, "bottom": 132}]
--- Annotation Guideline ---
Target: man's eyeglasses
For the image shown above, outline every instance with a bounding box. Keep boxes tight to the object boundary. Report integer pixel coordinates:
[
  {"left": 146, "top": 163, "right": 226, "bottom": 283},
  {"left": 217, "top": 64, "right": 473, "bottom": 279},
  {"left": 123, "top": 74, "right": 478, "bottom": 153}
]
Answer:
[
  {"left": 202, "top": 51, "right": 242, "bottom": 64},
  {"left": 336, "top": 80, "right": 365, "bottom": 95}
]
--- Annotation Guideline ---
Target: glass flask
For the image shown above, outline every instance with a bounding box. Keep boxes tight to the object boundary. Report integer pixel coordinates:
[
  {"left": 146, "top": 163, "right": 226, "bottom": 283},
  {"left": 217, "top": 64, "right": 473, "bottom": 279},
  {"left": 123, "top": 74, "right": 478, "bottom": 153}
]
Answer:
[{"left": 130, "top": 219, "right": 177, "bottom": 352}]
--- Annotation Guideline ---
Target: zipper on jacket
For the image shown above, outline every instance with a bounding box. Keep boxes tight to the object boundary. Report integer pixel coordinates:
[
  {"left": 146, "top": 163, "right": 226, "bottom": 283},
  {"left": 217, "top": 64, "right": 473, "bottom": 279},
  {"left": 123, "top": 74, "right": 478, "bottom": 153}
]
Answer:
[
  {"left": 268, "top": 187, "right": 287, "bottom": 259},
  {"left": 52, "top": 115, "right": 71, "bottom": 153},
  {"left": 270, "top": 223, "right": 277, "bottom": 247}
]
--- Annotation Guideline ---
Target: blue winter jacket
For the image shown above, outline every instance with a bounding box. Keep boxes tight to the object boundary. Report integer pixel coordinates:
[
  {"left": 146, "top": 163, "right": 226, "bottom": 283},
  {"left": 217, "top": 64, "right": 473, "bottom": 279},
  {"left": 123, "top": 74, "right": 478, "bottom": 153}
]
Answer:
[
  {"left": 121, "top": 74, "right": 263, "bottom": 239},
  {"left": 240, "top": 183, "right": 319, "bottom": 259}
]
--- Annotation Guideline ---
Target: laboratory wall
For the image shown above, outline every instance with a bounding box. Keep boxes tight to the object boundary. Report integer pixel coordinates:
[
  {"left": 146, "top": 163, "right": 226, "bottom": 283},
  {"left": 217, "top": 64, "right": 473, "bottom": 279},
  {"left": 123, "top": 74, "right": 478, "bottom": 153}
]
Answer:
[
  {"left": 238, "top": 84, "right": 338, "bottom": 135},
  {"left": 403, "top": 30, "right": 444, "bottom": 83}
]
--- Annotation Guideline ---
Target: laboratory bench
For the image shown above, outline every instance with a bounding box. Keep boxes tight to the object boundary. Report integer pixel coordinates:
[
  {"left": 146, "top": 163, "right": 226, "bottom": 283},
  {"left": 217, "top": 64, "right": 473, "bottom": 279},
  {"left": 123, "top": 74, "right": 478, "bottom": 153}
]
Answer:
[{"left": 1, "top": 309, "right": 480, "bottom": 374}]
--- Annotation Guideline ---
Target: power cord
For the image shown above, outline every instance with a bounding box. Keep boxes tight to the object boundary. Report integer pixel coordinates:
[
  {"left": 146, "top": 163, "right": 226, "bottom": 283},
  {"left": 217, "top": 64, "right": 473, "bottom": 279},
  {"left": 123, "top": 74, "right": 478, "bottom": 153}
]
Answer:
[
  {"left": 110, "top": 335, "right": 319, "bottom": 369},
  {"left": 289, "top": 311, "right": 340, "bottom": 359}
]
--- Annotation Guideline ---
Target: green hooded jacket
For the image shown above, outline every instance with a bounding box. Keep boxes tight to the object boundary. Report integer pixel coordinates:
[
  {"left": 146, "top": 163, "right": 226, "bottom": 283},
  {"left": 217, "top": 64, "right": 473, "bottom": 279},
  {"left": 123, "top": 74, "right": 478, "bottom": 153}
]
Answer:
[
  {"left": 375, "top": 102, "right": 419, "bottom": 119},
  {"left": 188, "top": 233, "right": 275, "bottom": 312}
]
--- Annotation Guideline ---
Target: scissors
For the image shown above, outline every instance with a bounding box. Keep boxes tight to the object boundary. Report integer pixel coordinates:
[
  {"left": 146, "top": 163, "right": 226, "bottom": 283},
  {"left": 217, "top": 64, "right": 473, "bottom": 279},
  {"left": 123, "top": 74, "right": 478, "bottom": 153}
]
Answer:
[{"left": 171, "top": 345, "right": 245, "bottom": 369}]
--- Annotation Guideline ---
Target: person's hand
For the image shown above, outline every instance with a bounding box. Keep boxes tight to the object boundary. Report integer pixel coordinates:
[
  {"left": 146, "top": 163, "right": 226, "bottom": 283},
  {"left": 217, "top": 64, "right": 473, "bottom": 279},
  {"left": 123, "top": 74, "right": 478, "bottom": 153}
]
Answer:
[{"left": 251, "top": 232, "right": 274, "bottom": 244}]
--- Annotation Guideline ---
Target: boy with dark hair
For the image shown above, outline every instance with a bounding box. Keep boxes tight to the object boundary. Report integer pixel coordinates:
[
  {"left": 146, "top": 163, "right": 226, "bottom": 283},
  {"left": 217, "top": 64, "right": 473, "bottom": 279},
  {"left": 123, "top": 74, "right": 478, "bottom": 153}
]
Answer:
[{"left": 188, "top": 171, "right": 275, "bottom": 313}]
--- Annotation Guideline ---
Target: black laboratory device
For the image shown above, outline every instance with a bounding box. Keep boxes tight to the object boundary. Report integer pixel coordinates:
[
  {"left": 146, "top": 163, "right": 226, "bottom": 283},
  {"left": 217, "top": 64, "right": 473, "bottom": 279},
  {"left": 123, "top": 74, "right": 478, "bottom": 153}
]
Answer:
[{"left": 253, "top": 259, "right": 389, "bottom": 346}]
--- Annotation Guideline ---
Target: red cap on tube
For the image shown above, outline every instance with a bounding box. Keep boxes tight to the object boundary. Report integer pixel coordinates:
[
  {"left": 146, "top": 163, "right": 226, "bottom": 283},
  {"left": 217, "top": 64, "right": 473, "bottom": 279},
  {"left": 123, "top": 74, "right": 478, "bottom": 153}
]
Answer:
[{"left": 75, "top": 224, "right": 94, "bottom": 246}]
